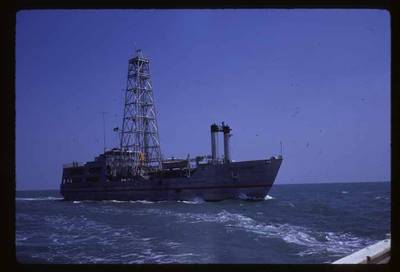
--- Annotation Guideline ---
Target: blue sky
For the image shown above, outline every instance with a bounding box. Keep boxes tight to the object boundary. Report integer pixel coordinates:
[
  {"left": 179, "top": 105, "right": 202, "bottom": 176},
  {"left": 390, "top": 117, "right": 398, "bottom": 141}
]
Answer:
[{"left": 16, "top": 9, "right": 390, "bottom": 190}]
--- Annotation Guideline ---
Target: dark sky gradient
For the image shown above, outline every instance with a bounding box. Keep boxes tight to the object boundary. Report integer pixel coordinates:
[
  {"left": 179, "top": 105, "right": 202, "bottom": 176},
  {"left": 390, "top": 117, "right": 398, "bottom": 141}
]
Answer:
[{"left": 16, "top": 10, "right": 390, "bottom": 190}]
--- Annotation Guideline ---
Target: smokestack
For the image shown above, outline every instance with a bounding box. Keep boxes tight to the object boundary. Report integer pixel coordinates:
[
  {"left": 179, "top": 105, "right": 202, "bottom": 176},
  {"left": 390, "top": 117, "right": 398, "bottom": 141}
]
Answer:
[
  {"left": 222, "top": 123, "right": 231, "bottom": 163},
  {"left": 210, "top": 123, "right": 219, "bottom": 162}
]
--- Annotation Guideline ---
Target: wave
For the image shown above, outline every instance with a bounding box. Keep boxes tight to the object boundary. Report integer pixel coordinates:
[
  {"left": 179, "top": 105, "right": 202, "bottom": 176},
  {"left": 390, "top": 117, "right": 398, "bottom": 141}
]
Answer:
[
  {"left": 129, "top": 200, "right": 155, "bottom": 204},
  {"left": 160, "top": 210, "right": 374, "bottom": 256},
  {"left": 103, "top": 200, "right": 126, "bottom": 203},
  {"left": 16, "top": 197, "right": 63, "bottom": 201},
  {"left": 16, "top": 232, "right": 35, "bottom": 243},
  {"left": 179, "top": 197, "right": 205, "bottom": 204},
  {"left": 27, "top": 214, "right": 199, "bottom": 264},
  {"left": 341, "top": 191, "right": 349, "bottom": 194},
  {"left": 124, "top": 250, "right": 199, "bottom": 264},
  {"left": 264, "top": 195, "right": 274, "bottom": 200},
  {"left": 104, "top": 198, "right": 206, "bottom": 205},
  {"left": 18, "top": 206, "right": 376, "bottom": 263},
  {"left": 238, "top": 194, "right": 274, "bottom": 201},
  {"left": 284, "top": 201, "right": 295, "bottom": 207},
  {"left": 18, "top": 249, "right": 199, "bottom": 264},
  {"left": 374, "top": 196, "right": 389, "bottom": 201},
  {"left": 238, "top": 193, "right": 265, "bottom": 201},
  {"left": 17, "top": 195, "right": 269, "bottom": 204}
]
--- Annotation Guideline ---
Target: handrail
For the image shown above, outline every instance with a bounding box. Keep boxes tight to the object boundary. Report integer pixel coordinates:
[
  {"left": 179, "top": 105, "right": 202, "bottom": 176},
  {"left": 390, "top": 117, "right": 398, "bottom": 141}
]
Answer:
[{"left": 63, "top": 162, "right": 85, "bottom": 168}]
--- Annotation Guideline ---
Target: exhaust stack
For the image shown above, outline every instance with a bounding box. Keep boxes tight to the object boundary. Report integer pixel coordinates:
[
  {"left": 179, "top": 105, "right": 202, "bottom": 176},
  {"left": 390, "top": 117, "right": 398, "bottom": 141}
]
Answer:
[
  {"left": 210, "top": 122, "right": 232, "bottom": 164},
  {"left": 211, "top": 123, "right": 219, "bottom": 162},
  {"left": 222, "top": 122, "right": 231, "bottom": 163}
]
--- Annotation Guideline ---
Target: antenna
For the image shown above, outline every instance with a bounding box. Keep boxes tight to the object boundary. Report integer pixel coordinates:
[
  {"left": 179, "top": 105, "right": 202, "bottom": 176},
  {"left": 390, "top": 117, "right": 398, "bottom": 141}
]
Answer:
[
  {"left": 101, "top": 111, "right": 108, "bottom": 152},
  {"left": 113, "top": 126, "right": 120, "bottom": 148},
  {"left": 280, "top": 141, "right": 283, "bottom": 156}
]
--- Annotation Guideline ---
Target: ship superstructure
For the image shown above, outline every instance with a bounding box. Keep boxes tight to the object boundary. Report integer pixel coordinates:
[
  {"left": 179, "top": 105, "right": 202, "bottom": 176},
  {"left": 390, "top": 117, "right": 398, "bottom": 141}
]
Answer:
[{"left": 60, "top": 49, "right": 282, "bottom": 201}]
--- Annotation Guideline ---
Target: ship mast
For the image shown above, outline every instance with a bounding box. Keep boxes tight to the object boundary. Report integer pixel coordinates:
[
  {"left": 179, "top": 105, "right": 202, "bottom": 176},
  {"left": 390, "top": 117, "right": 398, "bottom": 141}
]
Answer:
[{"left": 120, "top": 49, "right": 162, "bottom": 174}]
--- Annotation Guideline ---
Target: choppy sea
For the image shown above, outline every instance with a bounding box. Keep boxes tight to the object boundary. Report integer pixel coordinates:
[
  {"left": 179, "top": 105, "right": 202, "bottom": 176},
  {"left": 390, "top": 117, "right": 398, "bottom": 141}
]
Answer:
[{"left": 16, "top": 181, "right": 390, "bottom": 264}]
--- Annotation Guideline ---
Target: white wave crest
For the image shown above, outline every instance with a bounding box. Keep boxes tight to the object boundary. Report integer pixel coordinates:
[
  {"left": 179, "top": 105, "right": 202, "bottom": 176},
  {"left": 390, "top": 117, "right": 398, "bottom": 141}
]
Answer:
[
  {"left": 238, "top": 193, "right": 268, "bottom": 201},
  {"left": 103, "top": 200, "right": 127, "bottom": 203},
  {"left": 129, "top": 200, "right": 155, "bottom": 204},
  {"left": 165, "top": 210, "right": 374, "bottom": 256},
  {"left": 180, "top": 197, "right": 205, "bottom": 204},
  {"left": 16, "top": 197, "right": 63, "bottom": 201},
  {"left": 264, "top": 195, "right": 274, "bottom": 200}
]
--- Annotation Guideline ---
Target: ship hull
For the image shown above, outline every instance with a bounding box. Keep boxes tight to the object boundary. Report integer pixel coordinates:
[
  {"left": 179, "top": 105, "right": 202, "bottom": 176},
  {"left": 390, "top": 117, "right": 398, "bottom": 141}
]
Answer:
[{"left": 60, "top": 158, "right": 282, "bottom": 202}]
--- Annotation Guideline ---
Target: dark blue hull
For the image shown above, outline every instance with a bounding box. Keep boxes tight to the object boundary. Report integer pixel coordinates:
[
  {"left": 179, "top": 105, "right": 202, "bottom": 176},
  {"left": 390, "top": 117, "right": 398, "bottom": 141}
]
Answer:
[{"left": 60, "top": 158, "right": 282, "bottom": 201}]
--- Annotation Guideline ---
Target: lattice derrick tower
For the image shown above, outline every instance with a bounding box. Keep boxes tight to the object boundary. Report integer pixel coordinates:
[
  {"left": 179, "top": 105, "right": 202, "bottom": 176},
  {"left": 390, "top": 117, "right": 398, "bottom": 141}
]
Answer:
[{"left": 120, "top": 49, "right": 162, "bottom": 173}]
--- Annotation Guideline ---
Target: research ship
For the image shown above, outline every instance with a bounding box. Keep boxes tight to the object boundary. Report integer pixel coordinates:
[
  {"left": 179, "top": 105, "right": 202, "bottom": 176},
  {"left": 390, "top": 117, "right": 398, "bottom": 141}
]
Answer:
[{"left": 60, "top": 49, "right": 282, "bottom": 201}]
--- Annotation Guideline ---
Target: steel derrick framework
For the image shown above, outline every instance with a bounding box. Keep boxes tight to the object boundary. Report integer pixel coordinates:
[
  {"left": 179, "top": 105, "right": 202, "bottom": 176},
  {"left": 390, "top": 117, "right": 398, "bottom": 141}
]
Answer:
[{"left": 120, "top": 49, "right": 162, "bottom": 173}]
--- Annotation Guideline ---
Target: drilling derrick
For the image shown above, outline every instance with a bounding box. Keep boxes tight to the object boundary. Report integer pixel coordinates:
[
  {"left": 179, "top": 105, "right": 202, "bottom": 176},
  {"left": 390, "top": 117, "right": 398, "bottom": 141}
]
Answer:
[{"left": 120, "top": 49, "right": 162, "bottom": 174}]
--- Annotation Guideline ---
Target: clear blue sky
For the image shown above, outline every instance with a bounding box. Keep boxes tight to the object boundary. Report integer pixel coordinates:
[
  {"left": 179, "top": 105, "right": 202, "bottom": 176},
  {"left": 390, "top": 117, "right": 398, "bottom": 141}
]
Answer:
[{"left": 16, "top": 9, "right": 390, "bottom": 190}]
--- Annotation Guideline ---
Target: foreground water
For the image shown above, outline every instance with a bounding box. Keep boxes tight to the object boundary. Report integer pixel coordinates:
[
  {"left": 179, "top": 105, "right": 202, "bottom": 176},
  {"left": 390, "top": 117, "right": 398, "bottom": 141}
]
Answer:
[{"left": 16, "top": 182, "right": 390, "bottom": 264}]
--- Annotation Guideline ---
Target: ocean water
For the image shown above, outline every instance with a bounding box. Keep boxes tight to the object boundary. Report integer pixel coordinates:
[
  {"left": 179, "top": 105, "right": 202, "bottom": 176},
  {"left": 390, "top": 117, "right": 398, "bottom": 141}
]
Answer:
[{"left": 16, "top": 182, "right": 390, "bottom": 264}]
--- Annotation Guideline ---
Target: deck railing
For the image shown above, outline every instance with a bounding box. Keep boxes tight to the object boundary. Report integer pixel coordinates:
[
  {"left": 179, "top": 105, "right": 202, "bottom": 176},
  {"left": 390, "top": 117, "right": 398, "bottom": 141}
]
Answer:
[{"left": 63, "top": 162, "right": 85, "bottom": 168}]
